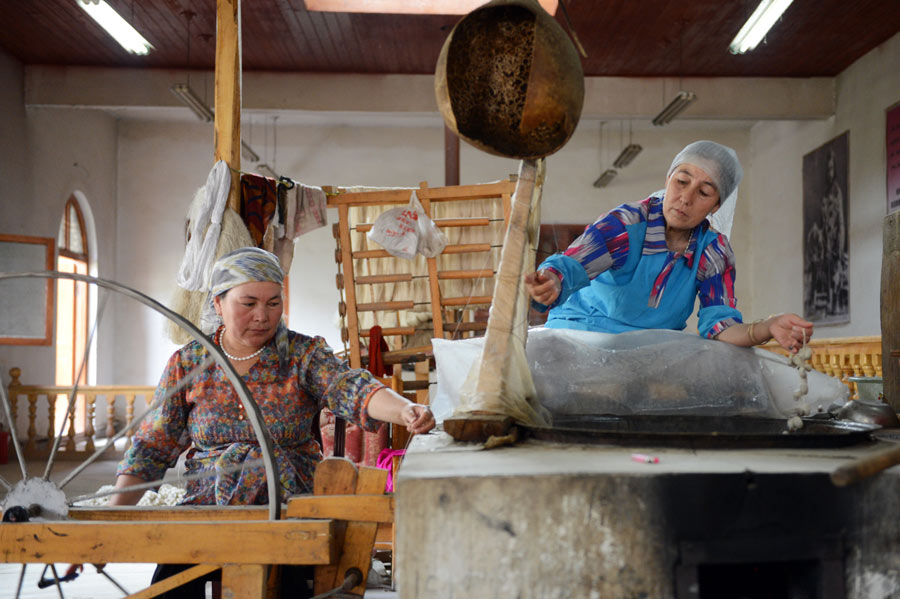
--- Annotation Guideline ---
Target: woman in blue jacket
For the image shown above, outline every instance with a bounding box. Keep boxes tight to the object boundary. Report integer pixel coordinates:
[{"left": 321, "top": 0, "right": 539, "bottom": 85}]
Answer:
[{"left": 526, "top": 141, "right": 812, "bottom": 353}]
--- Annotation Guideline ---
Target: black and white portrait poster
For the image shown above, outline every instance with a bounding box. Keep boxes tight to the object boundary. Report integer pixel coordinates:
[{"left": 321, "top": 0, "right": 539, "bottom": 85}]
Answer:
[{"left": 803, "top": 131, "right": 849, "bottom": 324}]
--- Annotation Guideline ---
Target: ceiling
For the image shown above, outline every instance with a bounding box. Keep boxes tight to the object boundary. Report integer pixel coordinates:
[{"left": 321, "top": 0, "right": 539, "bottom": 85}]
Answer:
[{"left": 2, "top": 1, "right": 899, "bottom": 79}]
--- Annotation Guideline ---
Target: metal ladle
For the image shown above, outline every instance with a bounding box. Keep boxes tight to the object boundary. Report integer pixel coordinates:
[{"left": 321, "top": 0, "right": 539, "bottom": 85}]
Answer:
[{"left": 435, "top": 0, "right": 584, "bottom": 160}]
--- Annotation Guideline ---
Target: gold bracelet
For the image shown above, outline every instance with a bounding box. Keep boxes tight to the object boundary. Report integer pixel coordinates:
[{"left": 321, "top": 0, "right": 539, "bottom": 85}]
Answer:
[{"left": 748, "top": 319, "right": 764, "bottom": 346}]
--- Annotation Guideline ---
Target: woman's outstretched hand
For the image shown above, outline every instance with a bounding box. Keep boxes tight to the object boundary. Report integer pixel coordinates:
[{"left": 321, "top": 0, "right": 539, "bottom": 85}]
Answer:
[
  {"left": 400, "top": 403, "right": 435, "bottom": 435},
  {"left": 524, "top": 269, "right": 561, "bottom": 306},
  {"left": 768, "top": 313, "right": 814, "bottom": 353}
]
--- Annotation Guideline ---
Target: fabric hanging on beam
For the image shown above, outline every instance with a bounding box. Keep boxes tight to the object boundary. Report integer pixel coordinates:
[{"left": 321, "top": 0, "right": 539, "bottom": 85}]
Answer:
[
  {"left": 240, "top": 173, "right": 279, "bottom": 247},
  {"left": 165, "top": 166, "right": 253, "bottom": 345},
  {"left": 273, "top": 183, "right": 329, "bottom": 273},
  {"left": 176, "top": 160, "right": 231, "bottom": 292},
  {"left": 240, "top": 175, "right": 330, "bottom": 273}
]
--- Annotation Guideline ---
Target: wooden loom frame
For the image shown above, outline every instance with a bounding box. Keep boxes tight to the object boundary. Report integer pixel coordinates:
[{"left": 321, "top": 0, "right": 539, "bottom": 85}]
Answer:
[
  {"left": 327, "top": 178, "right": 519, "bottom": 370},
  {"left": 1, "top": 458, "right": 391, "bottom": 598}
]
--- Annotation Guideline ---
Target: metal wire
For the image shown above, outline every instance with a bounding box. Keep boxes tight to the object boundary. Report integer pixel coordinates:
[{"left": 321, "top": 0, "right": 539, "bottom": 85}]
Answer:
[
  {"left": 43, "top": 294, "right": 109, "bottom": 481},
  {"left": 96, "top": 566, "right": 130, "bottom": 596},
  {"left": 57, "top": 356, "right": 216, "bottom": 490},
  {"left": 0, "top": 371, "right": 28, "bottom": 481},
  {"left": 47, "top": 564, "right": 65, "bottom": 598},
  {"left": 14, "top": 564, "right": 26, "bottom": 599},
  {"left": 68, "top": 456, "right": 266, "bottom": 505}
]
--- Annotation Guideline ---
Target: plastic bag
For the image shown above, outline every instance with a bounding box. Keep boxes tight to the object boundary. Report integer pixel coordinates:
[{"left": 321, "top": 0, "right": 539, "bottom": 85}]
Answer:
[
  {"left": 414, "top": 193, "right": 448, "bottom": 258},
  {"left": 367, "top": 191, "right": 447, "bottom": 260}
]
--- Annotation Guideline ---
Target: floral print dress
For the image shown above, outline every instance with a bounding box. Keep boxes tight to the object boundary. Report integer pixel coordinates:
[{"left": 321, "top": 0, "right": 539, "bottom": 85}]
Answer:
[{"left": 117, "top": 328, "right": 384, "bottom": 505}]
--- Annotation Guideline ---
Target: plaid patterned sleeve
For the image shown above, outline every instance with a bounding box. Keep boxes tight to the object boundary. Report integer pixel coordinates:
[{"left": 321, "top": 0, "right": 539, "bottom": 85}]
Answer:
[
  {"left": 562, "top": 207, "right": 633, "bottom": 279},
  {"left": 697, "top": 233, "right": 742, "bottom": 338}
]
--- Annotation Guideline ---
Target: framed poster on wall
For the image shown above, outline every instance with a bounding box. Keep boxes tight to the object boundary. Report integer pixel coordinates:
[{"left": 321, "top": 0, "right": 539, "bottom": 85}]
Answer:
[
  {"left": 0, "top": 234, "right": 55, "bottom": 345},
  {"left": 802, "top": 132, "right": 850, "bottom": 325},
  {"left": 887, "top": 101, "right": 900, "bottom": 215}
]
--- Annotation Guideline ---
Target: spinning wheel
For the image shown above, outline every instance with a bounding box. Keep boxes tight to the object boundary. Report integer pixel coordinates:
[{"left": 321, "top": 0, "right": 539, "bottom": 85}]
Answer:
[{"left": 0, "top": 271, "right": 286, "bottom": 597}]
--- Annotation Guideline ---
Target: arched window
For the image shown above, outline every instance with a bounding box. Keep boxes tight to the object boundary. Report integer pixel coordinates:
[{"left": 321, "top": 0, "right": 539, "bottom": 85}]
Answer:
[{"left": 55, "top": 196, "right": 90, "bottom": 436}]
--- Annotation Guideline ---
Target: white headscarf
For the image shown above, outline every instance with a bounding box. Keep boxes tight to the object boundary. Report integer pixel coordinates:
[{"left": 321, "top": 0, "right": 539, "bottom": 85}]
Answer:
[{"left": 664, "top": 140, "right": 744, "bottom": 237}]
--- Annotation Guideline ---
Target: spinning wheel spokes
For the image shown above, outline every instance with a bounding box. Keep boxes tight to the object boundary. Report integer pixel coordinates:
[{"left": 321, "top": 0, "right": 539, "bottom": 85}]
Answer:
[
  {"left": 56, "top": 355, "right": 216, "bottom": 493},
  {"left": 41, "top": 294, "right": 109, "bottom": 483},
  {"left": 0, "top": 271, "right": 282, "bottom": 521}
]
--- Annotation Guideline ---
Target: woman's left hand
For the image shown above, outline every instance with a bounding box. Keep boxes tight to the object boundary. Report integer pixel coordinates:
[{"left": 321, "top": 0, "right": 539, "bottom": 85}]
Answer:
[
  {"left": 400, "top": 404, "right": 435, "bottom": 435},
  {"left": 767, "top": 313, "right": 814, "bottom": 353}
]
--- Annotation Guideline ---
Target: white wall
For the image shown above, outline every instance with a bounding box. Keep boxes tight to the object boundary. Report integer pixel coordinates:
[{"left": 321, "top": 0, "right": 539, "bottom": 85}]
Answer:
[
  {"left": 747, "top": 31, "right": 900, "bottom": 337},
  {"left": 0, "top": 48, "right": 33, "bottom": 429},
  {"left": 0, "top": 49, "right": 119, "bottom": 433}
]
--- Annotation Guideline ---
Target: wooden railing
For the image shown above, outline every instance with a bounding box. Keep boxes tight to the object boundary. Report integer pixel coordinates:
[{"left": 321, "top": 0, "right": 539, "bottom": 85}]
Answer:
[
  {"left": 762, "top": 335, "right": 882, "bottom": 399},
  {"left": 7, "top": 367, "right": 155, "bottom": 460}
]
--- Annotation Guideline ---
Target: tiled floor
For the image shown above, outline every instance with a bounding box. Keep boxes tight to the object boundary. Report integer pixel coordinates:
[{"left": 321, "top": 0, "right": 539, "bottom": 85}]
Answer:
[{"left": 1, "top": 457, "right": 397, "bottom": 598}]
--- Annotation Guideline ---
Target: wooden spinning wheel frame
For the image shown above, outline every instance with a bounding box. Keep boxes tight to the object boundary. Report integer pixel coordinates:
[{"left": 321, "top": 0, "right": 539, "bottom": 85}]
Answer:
[{"left": 0, "top": 272, "right": 386, "bottom": 598}]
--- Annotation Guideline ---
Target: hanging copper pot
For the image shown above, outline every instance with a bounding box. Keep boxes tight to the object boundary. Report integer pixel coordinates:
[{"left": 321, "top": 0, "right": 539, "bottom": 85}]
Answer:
[{"left": 435, "top": 0, "right": 584, "bottom": 159}]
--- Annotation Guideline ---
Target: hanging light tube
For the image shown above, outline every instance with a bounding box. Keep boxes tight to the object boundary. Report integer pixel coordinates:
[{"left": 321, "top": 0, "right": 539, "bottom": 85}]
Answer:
[
  {"left": 77, "top": 0, "right": 153, "bottom": 55},
  {"left": 593, "top": 169, "right": 618, "bottom": 189},
  {"left": 170, "top": 83, "right": 261, "bottom": 162},
  {"left": 241, "top": 141, "right": 260, "bottom": 163},
  {"left": 652, "top": 91, "right": 697, "bottom": 127},
  {"left": 305, "top": 0, "right": 558, "bottom": 15},
  {"left": 729, "top": 0, "right": 795, "bottom": 54},
  {"left": 170, "top": 83, "right": 214, "bottom": 122},
  {"left": 613, "top": 143, "right": 643, "bottom": 168}
]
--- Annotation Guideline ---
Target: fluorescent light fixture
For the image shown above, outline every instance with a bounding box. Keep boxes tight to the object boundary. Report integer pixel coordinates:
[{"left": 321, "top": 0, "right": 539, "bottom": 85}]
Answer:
[
  {"left": 729, "top": 0, "right": 794, "bottom": 54},
  {"left": 171, "top": 83, "right": 214, "bottom": 122},
  {"left": 593, "top": 169, "right": 618, "bottom": 189},
  {"left": 305, "top": 0, "right": 558, "bottom": 15},
  {"left": 652, "top": 91, "right": 697, "bottom": 126},
  {"left": 170, "top": 83, "right": 260, "bottom": 162},
  {"left": 241, "top": 141, "right": 260, "bottom": 163},
  {"left": 613, "top": 143, "right": 643, "bottom": 169},
  {"left": 77, "top": 0, "right": 153, "bottom": 55}
]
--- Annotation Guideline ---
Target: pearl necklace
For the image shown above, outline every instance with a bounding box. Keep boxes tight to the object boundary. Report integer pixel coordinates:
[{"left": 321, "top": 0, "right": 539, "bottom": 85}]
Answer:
[{"left": 217, "top": 327, "right": 265, "bottom": 361}]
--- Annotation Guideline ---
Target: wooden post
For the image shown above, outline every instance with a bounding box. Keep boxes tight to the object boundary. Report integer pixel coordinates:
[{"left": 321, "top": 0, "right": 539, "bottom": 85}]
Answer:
[
  {"left": 472, "top": 159, "right": 541, "bottom": 400},
  {"left": 222, "top": 564, "right": 267, "bottom": 599},
  {"left": 445, "top": 125, "right": 460, "bottom": 187},
  {"left": 215, "top": 0, "right": 241, "bottom": 213},
  {"left": 444, "top": 159, "right": 547, "bottom": 440},
  {"left": 881, "top": 212, "right": 900, "bottom": 411},
  {"left": 313, "top": 458, "right": 358, "bottom": 595}
]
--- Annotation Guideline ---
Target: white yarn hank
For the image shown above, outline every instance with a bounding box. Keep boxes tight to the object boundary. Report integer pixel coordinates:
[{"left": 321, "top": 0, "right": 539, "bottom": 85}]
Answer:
[{"left": 176, "top": 160, "right": 231, "bottom": 291}]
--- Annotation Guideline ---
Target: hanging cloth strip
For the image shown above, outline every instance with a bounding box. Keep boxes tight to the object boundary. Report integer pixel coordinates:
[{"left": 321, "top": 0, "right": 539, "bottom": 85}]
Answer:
[
  {"left": 290, "top": 184, "right": 328, "bottom": 238},
  {"left": 376, "top": 448, "right": 406, "bottom": 493},
  {"left": 366, "top": 325, "right": 394, "bottom": 377},
  {"left": 272, "top": 181, "right": 329, "bottom": 273},
  {"left": 176, "top": 160, "right": 230, "bottom": 291},
  {"left": 240, "top": 173, "right": 279, "bottom": 248}
]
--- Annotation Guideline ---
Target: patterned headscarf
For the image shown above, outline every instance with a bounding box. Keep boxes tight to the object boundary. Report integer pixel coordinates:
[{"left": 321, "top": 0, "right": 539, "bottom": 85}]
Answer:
[{"left": 201, "top": 247, "right": 289, "bottom": 370}]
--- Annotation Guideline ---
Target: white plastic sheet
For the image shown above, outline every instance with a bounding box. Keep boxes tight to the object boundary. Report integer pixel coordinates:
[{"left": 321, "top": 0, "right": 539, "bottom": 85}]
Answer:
[{"left": 432, "top": 328, "right": 848, "bottom": 423}]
